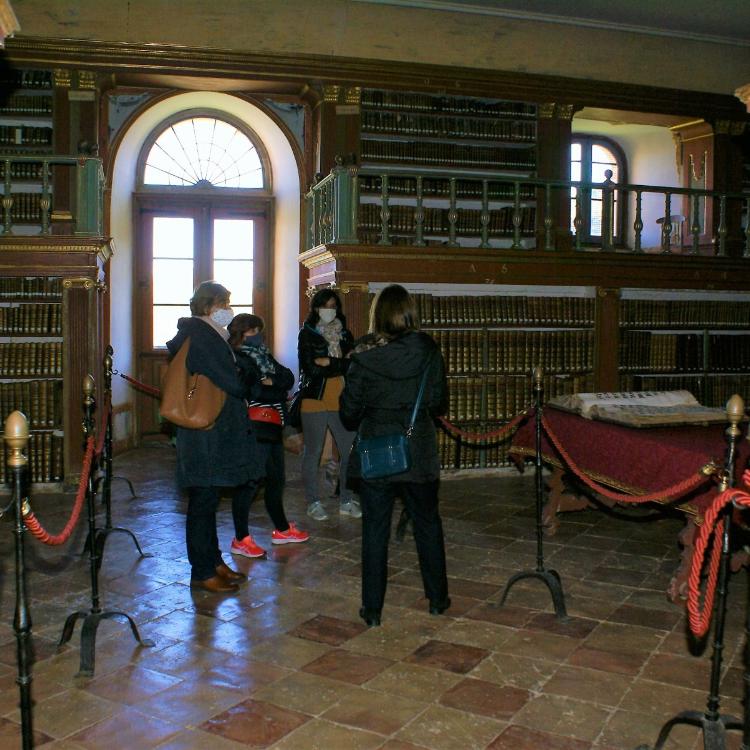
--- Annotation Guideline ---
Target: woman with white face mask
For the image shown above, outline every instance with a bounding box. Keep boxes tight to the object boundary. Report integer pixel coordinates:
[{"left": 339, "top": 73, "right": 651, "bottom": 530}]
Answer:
[
  {"left": 297, "top": 289, "right": 360, "bottom": 521},
  {"left": 166, "top": 281, "right": 264, "bottom": 593}
]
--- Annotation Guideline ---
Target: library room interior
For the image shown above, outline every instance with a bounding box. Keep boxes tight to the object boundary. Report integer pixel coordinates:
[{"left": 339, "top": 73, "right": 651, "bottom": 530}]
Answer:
[{"left": 1, "top": 0, "right": 750, "bottom": 748}]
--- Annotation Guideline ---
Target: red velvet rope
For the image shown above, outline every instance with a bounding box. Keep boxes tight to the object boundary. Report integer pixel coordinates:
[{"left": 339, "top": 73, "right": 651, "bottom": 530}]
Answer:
[
  {"left": 119, "top": 372, "right": 161, "bottom": 397},
  {"left": 540, "top": 413, "right": 713, "bottom": 504},
  {"left": 23, "top": 436, "right": 95, "bottom": 545},
  {"left": 687, "top": 484, "right": 750, "bottom": 638},
  {"left": 438, "top": 409, "right": 529, "bottom": 442}
]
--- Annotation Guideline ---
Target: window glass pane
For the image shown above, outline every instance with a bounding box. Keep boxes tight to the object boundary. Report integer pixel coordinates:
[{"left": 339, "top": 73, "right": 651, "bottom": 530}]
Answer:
[
  {"left": 591, "top": 163, "right": 617, "bottom": 183},
  {"left": 144, "top": 117, "right": 264, "bottom": 188},
  {"left": 590, "top": 199, "right": 602, "bottom": 235},
  {"left": 592, "top": 144, "right": 616, "bottom": 164},
  {"left": 153, "top": 259, "right": 194, "bottom": 304},
  {"left": 232, "top": 305, "right": 253, "bottom": 318},
  {"left": 570, "top": 163, "right": 581, "bottom": 182},
  {"left": 154, "top": 217, "right": 193, "bottom": 258},
  {"left": 153, "top": 305, "right": 191, "bottom": 349},
  {"left": 570, "top": 143, "right": 581, "bottom": 161},
  {"left": 213, "top": 260, "right": 254, "bottom": 304},
  {"left": 214, "top": 219, "right": 254, "bottom": 260}
]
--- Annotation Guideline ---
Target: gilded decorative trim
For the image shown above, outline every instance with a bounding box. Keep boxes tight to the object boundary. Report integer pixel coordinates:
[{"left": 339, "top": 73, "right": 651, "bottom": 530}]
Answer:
[
  {"left": 323, "top": 85, "right": 341, "bottom": 103},
  {"left": 62, "top": 277, "right": 96, "bottom": 290},
  {"left": 53, "top": 68, "right": 71, "bottom": 88},
  {"left": 344, "top": 86, "right": 361, "bottom": 105},
  {"left": 556, "top": 104, "right": 575, "bottom": 120},
  {"left": 730, "top": 121, "right": 746, "bottom": 136},
  {"left": 538, "top": 103, "right": 555, "bottom": 119},
  {"left": 714, "top": 120, "right": 731, "bottom": 135},
  {"left": 77, "top": 70, "right": 97, "bottom": 90}
]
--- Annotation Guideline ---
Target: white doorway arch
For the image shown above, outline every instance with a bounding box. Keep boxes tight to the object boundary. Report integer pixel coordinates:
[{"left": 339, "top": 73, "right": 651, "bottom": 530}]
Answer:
[{"left": 109, "top": 92, "right": 301, "bottom": 446}]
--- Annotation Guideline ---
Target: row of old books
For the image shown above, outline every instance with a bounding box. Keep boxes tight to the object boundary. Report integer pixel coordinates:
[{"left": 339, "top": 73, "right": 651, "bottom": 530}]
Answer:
[
  {"left": 0, "top": 277, "right": 61, "bottom": 298},
  {"left": 620, "top": 299, "right": 750, "bottom": 327},
  {"left": 361, "top": 89, "right": 536, "bottom": 118},
  {"left": 0, "top": 303, "right": 61, "bottom": 334},
  {"left": 0, "top": 70, "right": 52, "bottom": 89},
  {"left": 620, "top": 332, "right": 704, "bottom": 373},
  {"left": 4, "top": 192, "right": 49, "bottom": 223},
  {"left": 0, "top": 161, "right": 46, "bottom": 180},
  {"left": 359, "top": 175, "right": 535, "bottom": 201},
  {"left": 415, "top": 294, "right": 595, "bottom": 326},
  {"left": 0, "top": 379, "right": 62, "bottom": 428},
  {"left": 0, "top": 431, "right": 64, "bottom": 483},
  {"left": 0, "top": 94, "right": 53, "bottom": 116},
  {"left": 708, "top": 334, "right": 750, "bottom": 371},
  {"left": 0, "top": 126, "right": 53, "bottom": 147},
  {"left": 359, "top": 204, "right": 536, "bottom": 235},
  {"left": 432, "top": 328, "right": 594, "bottom": 373},
  {"left": 0, "top": 342, "right": 63, "bottom": 377},
  {"left": 361, "top": 111, "right": 536, "bottom": 142},
  {"left": 360, "top": 139, "right": 536, "bottom": 170}
]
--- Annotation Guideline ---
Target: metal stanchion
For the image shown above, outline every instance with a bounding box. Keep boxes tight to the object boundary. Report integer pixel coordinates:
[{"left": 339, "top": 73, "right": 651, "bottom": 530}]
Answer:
[
  {"left": 58, "top": 375, "right": 154, "bottom": 678},
  {"left": 5, "top": 411, "right": 33, "bottom": 749},
  {"left": 84, "top": 346, "right": 150, "bottom": 567},
  {"left": 635, "top": 395, "right": 745, "bottom": 750},
  {"left": 498, "top": 367, "right": 568, "bottom": 619}
]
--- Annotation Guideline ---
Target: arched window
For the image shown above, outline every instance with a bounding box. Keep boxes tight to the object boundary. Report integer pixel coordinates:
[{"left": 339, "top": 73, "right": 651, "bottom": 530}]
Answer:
[
  {"left": 570, "top": 136, "right": 627, "bottom": 245},
  {"left": 135, "top": 111, "right": 272, "bottom": 350}
]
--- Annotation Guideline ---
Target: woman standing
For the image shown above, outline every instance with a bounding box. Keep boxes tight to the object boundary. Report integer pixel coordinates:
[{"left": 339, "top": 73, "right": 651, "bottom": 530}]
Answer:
[
  {"left": 340, "top": 284, "right": 450, "bottom": 626},
  {"left": 227, "top": 313, "right": 309, "bottom": 556},
  {"left": 166, "top": 281, "right": 264, "bottom": 593},
  {"left": 298, "top": 289, "right": 360, "bottom": 521}
]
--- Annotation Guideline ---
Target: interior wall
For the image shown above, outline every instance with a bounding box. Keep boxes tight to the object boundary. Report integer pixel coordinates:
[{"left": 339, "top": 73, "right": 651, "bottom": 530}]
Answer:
[
  {"left": 572, "top": 119, "right": 679, "bottom": 249},
  {"left": 109, "top": 92, "right": 300, "bottom": 445},
  {"left": 10, "top": 0, "right": 750, "bottom": 96}
]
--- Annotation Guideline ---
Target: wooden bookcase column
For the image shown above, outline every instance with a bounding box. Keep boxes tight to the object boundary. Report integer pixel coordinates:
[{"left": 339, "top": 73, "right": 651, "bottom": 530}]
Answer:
[
  {"left": 316, "top": 84, "right": 361, "bottom": 176},
  {"left": 594, "top": 287, "right": 621, "bottom": 391},
  {"left": 712, "top": 120, "right": 747, "bottom": 258}
]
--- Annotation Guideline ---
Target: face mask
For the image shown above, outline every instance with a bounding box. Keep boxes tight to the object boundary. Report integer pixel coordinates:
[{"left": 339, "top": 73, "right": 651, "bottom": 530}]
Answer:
[
  {"left": 244, "top": 332, "right": 264, "bottom": 347},
  {"left": 210, "top": 307, "right": 234, "bottom": 327},
  {"left": 318, "top": 308, "right": 337, "bottom": 324}
]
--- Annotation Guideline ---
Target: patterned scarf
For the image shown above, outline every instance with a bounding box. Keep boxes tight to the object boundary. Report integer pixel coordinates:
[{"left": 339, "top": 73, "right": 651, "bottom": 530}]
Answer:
[
  {"left": 239, "top": 342, "right": 276, "bottom": 378},
  {"left": 316, "top": 317, "right": 343, "bottom": 358}
]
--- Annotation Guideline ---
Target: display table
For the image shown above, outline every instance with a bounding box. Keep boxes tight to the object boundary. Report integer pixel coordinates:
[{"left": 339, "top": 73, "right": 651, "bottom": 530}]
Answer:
[{"left": 509, "top": 407, "right": 749, "bottom": 601}]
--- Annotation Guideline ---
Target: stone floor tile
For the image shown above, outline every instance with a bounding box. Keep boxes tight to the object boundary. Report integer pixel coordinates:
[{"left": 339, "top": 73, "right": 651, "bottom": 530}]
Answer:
[
  {"left": 470, "top": 652, "right": 558, "bottom": 691},
  {"left": 395, "top": 703, "right": 505, "bottom": 750},
  {"left": 511, "top": 693, "right": 610, "bottom": 743},
  {"left": 487, "top": 724, "right": 591, "bottom": 749},
  {"left": 68, "top": 706, "right": 182, "bottom": 749},
  {"left": 321, "top": 687, "right": 427, "bottom": 734},
  {"left": 270, "top": 718, "right": 385, "bottom": 750},
  {"left": 405, "top": 639, "right": 490, "bottom": 674},
  {"left": 364, "top": 661, "right": 462, "bottom": 702},
  {"left": 541, "top": 664, "right": 633, "bottom": 706},
  {"left": 252, "top": 670, "right": 354, "bottom": 715}
]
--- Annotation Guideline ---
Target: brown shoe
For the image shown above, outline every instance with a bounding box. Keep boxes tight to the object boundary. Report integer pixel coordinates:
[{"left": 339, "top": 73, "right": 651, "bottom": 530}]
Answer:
[
  {"left": 215, "top": 562, "right": 246, "bottom": 583},
  {"left": 190, "top": 575, "right": 239, "bottom": 593}
]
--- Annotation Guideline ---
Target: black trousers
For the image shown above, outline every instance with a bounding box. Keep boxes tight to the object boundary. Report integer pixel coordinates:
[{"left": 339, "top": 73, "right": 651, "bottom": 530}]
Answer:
[
  {"left": 186, "top": 486, "right": 225, "bottom": 581},
  {"left": 360, "top": 478, "right": 448, "bottom": 613},
  {"left": 231, "top": 441, "right": 288, "bottom": 538}
]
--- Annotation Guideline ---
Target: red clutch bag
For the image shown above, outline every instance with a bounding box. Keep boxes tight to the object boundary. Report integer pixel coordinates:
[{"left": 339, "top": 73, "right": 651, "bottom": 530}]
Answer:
[{"left": 248, "top": 405, "right": 282, "bottom": 425}]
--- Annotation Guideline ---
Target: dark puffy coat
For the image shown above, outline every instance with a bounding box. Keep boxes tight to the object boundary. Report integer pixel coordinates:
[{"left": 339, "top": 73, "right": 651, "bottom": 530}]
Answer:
[
  {"left": 236, "top": 348, "right": 295, "bottom": 443},
  {"left": 340, "top": 330, "right": 447, "bottom": 483},
  {"left": 166, "top": 317, "right": 264, "bottom": 488},
  {"left": 297, "top": 323, "right": 353, "bottom": 401}
]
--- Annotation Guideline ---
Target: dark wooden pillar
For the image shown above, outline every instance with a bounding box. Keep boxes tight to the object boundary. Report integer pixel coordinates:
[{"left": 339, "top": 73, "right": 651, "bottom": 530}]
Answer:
[
  {"left": 536, "top": 102, "right": 577, "bottom": 251},
  {"left": 712, "top": 120, "right": 747, "bottom": 257},
  {"left": 52, "top": 69, "right": 71, "bottom": 232},
  {"left": 594, "top": 287, "right": 620, "bottom": 391},
  {"left": 316, "top": 84, "right": 362, "bottom": 176},
  {"left": 339, "top": 284, "right": 371, "bottom": 340}
]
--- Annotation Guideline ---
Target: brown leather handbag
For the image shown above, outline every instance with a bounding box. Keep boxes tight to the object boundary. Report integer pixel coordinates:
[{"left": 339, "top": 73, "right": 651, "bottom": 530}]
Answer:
[{"left": 159, "top": 337, "right": 226, "bottom": 430}]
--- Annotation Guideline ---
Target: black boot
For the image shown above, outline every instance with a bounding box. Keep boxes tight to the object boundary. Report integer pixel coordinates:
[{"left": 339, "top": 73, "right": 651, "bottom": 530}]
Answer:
[
  {"left": 429, "top": 597, "right": 451, "bottom": 615},
  {"left": 359, "top": 607, "right": 381, "bottom": 627}
]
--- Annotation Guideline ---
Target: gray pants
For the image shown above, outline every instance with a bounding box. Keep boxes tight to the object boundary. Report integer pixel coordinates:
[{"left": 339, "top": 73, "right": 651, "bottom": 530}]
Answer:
[{"left": 301, "top": 410, "right": 356, "bottom": 505}]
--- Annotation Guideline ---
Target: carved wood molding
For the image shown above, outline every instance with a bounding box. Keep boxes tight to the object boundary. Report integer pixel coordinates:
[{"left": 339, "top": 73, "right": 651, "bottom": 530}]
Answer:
[
  {"left": 4, "top": 36, "right": 749, "bottom": 121},
  {"left": 0, "top": 0, "right": 19, "bottom": 47}
]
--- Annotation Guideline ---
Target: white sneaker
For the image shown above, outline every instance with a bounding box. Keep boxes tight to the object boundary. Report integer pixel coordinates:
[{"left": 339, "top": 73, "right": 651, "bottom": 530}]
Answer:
[
  {"left": 339, "top": 499, "right": 362, "bottom": 518},
  {"left": 306, "top": 501, "right": 328, "bottom": 521}
]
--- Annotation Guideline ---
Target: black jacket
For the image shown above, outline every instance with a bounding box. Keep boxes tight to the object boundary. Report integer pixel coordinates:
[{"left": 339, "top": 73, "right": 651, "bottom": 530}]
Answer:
[
  {"left": 340, "top": 330, "right": 447, "bottom": 483},
  {"left": 166, "top": 317, "right": 263, "bottom": 488},
  {"left": 236, "top": 348, "right": 295, "bottom": 443},
  {"left": 297, "top": 323, "right": 354, "bottom": 401}
]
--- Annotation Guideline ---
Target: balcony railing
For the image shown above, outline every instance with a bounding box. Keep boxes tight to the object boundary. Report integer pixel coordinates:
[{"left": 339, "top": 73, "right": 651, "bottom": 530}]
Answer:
[
  {"left": 0, "top": 155, "right": 104, "bottom": 237},
  {"left": 305, "top": 163, "right": 750, "bottom": 258}
]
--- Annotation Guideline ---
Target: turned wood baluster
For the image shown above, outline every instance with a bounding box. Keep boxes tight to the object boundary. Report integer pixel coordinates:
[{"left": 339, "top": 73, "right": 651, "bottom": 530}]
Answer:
[
  {"left": 633, "top": 189, "right": 643, "bottom": 253},
  {"left": 690, "top": 193, "right": 701, "bottom": 255}
]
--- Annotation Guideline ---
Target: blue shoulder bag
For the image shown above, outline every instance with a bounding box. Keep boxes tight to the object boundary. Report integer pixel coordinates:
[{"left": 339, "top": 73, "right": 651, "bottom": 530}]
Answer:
[{"left": 356, "top": 362, "right": 431, "bottom": 480}]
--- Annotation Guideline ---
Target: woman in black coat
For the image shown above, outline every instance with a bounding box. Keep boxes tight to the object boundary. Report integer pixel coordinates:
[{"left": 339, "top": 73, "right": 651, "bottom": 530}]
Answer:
[
  {"left": 166, "top": 281, "right": 264, "bottom": 593},
  {"left": 340, "top": 284, "right": 450, "bottom": 626},
  {"left": 297, "top": 288, "right": 360, "bottom": 521}
]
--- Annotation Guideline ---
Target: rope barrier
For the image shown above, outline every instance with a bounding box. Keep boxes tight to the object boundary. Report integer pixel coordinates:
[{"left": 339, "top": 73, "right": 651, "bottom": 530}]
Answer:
[
  {"left": 686, "top": 485, "right": 750, "bottom": 638},
  {"left": 119, "top": 372, "right": 161, "bottom": 397},
  {"left": 23, "top": 436, "right": 95, "bottom": 545},
  {"left": 438, "top": 409, "right": 529, "bottom": 442},
  {"left": 540, "top": 413, "right": 715, "bottom": 504}
]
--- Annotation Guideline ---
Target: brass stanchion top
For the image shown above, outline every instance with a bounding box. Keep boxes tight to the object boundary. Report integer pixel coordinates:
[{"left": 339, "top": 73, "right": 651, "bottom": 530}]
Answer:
[
  {"left": 4, "top": 411, "right": 29, "bottom": 468},
  {"left": 726, "top": 394, "right": 744, "bottom": 439},
  {"left": 533, "top": 366, "right": 543, "bottom": 386},
  {"left": 83, "top": 374, "right": 95, "bottom": 396}
]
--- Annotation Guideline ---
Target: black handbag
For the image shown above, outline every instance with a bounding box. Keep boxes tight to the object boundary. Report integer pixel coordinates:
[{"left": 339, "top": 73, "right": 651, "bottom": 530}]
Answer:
[
  {"left": 356, "top": 362, "right": 431, "bottom": 480},
  {"left": 286, "top": 388, "right": 303, "bottom": 429}
]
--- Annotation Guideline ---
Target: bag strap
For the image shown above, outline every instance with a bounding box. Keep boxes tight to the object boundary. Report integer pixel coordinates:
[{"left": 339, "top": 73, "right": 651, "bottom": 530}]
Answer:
[{"left": 406, "top": 359, "right": 433, "bottom": 437}]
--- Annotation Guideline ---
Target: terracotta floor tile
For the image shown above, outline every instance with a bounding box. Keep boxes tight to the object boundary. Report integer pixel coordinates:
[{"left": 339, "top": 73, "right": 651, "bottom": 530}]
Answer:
[
  {"left": 287, "top": 614, "right": 367, "bottom": 646},
  {"left": 488, "top": 724, "right": 591, "bottom": 750},
  {"left": 405, "top": 639, "right": 490, "bottom": 674},
  {"left": 464, "top": 602, "right": 535, "bottom": 628},
  {"left": 641, "top": 652, "right": 713, "bottom": 691},
  {"left": 439, "top": 677, "right": 530, "bottom": 720},
  {"left": 526, "top": 611, "right": 599, "bottom": 639},
  {"left": 0, "top": 716, "right": 54, "bottom": 747},
  {"left": 567, "top": 645, "right": 649, "bottom": 676},
  {"left": 606, "top": 603, "right": 683, "bottom": 630},
  {"left": 301, "top": 648, "right": 393, "bottom": 684},
  {"left": 199, "top": 698, "right": 308, "bottom": 747}
]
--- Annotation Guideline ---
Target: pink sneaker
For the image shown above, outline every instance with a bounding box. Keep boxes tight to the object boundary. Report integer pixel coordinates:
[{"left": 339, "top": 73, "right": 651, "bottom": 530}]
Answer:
[
  {"left": 271, "top": 522, "right": 310, "bottom": 545},
  {"left": 230, "top": 535, "right": 266, "bottom": 558}
]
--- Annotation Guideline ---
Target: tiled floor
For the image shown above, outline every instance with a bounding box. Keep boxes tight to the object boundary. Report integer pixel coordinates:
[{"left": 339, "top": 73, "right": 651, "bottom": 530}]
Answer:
[{"left": 0, "top": 441, "right": 748, "bottom": 749}]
